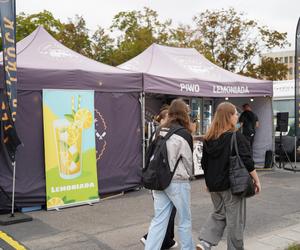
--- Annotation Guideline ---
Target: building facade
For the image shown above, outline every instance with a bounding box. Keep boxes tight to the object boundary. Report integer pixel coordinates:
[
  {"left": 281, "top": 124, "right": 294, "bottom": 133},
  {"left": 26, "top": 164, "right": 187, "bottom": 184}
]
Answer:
[{"left": 262, "top": 50, "right": 295, "bottom": 80}]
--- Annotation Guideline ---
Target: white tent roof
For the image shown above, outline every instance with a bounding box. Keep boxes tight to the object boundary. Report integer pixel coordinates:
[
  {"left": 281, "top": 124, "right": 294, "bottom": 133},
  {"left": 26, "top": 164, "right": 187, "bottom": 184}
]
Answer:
[{"left": 119, "top": 44, "right": 273, "bottom": 97}]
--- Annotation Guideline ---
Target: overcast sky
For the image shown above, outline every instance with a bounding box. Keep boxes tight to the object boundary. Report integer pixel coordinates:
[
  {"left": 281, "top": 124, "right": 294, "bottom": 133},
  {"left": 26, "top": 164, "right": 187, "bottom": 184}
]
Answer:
[{"left": 17, "top": 0, "right": 299, "bottom": 51}]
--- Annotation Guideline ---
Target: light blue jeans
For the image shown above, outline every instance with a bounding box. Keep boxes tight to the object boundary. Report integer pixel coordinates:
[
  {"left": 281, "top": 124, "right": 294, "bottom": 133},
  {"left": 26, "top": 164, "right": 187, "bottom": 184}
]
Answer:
[{"left": 145, "top": 182, "right": 194, "bottom": 250}]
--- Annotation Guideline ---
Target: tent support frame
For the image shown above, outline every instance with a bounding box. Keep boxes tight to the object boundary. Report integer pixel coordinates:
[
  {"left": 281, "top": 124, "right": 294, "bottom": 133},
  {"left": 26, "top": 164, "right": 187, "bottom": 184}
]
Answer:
[{"left": 140, "top": 92, "right": 145, "bottom": 170}]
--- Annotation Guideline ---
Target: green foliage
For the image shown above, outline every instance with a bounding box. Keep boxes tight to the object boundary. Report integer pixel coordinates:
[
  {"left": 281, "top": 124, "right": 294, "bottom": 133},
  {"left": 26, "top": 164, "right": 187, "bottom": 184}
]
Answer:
[
  {"left": 57, "top": 15, "right": 92, "bottom": 58},
  {"left": 10, "top": 7, "right": 290, "bottom": 81},
  {"left": 192, "top": 8, "right": 289, "bottom": 74},
  {"left": 243, "top": 57, "right": 288, "bottom": 80},
  {"left": 109, "top": 7, "right": 172, "bottom": 65},
  {"left": 16, "top": 10, "right": 63, "bottom": 41},
  {"left": 91, "top": 26, "right": 115, "bottom": 65},
  {"left": 169, "top": 24, "right": 204, "bottom": 51},
  {"left": 285, "top": 243, "right": 300, "bottom": 250}
]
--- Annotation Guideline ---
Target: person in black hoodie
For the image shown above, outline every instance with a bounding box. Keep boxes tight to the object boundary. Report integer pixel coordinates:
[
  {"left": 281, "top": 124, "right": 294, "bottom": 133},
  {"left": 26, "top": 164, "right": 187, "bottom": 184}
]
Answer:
[{"left": 196, "top": 102, "right": 261, "bottom": 250}]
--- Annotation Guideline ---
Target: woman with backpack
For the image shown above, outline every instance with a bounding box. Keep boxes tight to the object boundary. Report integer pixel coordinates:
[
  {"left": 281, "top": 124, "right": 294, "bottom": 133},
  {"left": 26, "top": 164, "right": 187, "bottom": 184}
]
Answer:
[
  {"left": 196, "top": 102, "right": 261, "bottom": 250},
  {"left": 141, "top": 105, "right": 178, "bottom": 249},
  {"left": 145, "top": 98, "right": 194, "bottom": 250}
]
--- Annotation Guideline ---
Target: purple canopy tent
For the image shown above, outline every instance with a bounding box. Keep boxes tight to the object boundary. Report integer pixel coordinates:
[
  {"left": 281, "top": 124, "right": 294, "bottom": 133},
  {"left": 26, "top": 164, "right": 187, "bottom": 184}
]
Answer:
[
  {"left": 0, "top": 26, "right": 143, "bottom": 209},
  {"left": 119, "top": 44, "right": 273, "bottom": 164}
]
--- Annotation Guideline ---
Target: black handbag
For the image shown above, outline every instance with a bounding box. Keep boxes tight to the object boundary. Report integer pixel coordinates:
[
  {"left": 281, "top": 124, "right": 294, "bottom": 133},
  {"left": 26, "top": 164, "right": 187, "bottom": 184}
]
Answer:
[{"left": 229, "top": 132, "right": 255, "bottom": 198}]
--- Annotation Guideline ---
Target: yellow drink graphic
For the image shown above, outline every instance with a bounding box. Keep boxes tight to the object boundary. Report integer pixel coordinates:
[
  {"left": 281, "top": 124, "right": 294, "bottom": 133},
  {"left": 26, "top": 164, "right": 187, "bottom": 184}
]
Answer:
[
  {"left": 43, "top": 90, "right": 99, "bottom": 210},
  {"left": 54, "top": 119, "right": 83, "bottom": 179}
]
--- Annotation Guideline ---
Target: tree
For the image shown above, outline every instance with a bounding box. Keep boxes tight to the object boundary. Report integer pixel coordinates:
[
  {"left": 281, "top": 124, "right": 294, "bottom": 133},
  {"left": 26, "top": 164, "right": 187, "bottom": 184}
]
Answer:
[
  {"left": 14, "top": 11, "right": 93, "bottom": 59},
  {"left": 244, "top": 57, "right": 288, "bottom": 80},
  {"left": 57, "top": 15, "right": 92, "bottom": 58},
  {"left": 90, "top": 27, "right": 115, "bottom": 64},
  {"left": 109, "top": 7, "right": 172, "bottom": 65},
  {"left": 16, "top": 10, "right": 63, "bottom": 42},
  {"left": 192, "top": 8, "right": 289, "bottom": 76},
  {"left": 169, "top": 24, "right": 203, "bottom": 49}
]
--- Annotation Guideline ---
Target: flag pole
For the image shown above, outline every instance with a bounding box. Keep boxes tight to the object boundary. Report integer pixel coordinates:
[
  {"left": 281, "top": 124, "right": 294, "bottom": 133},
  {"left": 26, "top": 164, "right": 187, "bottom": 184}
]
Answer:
[
  {"left": 10, "top": 0, "right": 16, "bottom": 219},
  {"left": 11, "top": 161, "right": 16, "bottom": 217}
]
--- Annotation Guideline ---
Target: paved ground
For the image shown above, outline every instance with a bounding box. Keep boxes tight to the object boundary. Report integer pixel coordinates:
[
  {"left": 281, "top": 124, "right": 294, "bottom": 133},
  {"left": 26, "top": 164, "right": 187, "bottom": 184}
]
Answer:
[{"left": 0, "top": 167, "right": 300, "bottom": 250}]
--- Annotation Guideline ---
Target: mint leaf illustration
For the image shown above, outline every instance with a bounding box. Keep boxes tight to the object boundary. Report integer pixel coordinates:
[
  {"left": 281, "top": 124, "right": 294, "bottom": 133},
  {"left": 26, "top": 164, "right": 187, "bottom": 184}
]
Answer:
[
  {"left": 62, "top": 196, "right": 67, "bottom": 203},
  {"left": 60, "top": 141, "right": 69, "bottom": 149},
  {"left": 64, "top": 114, "right": 74, "bottom": 122},
  {"left": 73, "top": 152, "right": 80, "bottom": 163}
]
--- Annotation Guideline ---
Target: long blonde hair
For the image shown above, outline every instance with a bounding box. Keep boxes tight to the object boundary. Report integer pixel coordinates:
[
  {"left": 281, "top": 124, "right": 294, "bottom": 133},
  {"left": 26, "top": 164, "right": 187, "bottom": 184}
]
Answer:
[
  {"left": 164, "top": 99, "right": 192, "bottom": 133},
  {"left": 204, "top": 102, "right": 236, "bottom": 140}
]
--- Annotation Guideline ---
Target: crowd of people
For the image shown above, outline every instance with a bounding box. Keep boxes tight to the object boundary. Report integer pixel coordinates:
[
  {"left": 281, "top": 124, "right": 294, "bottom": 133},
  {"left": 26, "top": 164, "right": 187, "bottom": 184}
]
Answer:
[{"left": 142, "top": 99, "right": 261, "bottom": 250}]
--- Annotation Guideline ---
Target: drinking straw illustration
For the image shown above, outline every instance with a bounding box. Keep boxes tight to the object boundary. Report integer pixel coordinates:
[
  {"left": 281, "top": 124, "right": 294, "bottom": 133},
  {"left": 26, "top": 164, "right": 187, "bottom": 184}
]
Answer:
[
  {"left": 78, "top": 95, "right": 81, "bottom": 110},
  {"left": 71, "top": 96, "right": 75, "bottom": 113}
]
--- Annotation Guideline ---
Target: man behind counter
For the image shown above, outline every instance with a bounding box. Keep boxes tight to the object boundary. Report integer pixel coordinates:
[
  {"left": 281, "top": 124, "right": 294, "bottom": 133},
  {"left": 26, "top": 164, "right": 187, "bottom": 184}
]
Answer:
[{"left": 239, "top": 103, "right": 259, "bottom": 147}]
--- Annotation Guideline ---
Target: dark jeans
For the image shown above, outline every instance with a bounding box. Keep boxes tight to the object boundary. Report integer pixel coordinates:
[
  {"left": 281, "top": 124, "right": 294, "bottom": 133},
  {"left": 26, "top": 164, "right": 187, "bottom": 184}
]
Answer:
[{"left": 144, "top": 206, "right": 177, "bottom": 249}]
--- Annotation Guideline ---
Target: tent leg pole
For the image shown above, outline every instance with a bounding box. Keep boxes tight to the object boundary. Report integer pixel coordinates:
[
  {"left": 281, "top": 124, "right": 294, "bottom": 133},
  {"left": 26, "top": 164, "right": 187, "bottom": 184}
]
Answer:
[
  {"left": 295, "top": 136, "right": 297, "bottom": 167},
  {"left": 141, "top": 92, "right": 145, "bottom": 170}
]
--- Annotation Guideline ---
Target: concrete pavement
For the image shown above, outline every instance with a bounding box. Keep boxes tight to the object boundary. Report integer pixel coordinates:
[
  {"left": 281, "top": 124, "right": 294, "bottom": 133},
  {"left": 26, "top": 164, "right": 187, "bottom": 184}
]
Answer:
[
  {"left": 0, "top": 167, "right": 300, "bottom": 250},
  {"left": 243, "top": 222, "right": 300, "bottom": 250}
]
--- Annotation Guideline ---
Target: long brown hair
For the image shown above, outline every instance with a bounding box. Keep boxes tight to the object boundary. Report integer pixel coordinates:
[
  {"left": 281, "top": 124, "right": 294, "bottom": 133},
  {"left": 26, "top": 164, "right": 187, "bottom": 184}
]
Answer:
[
  {"left": 204, "top": 102, "right": 236, "bottom": 140},
  {"left": 155, "top": 106, "right": 169, "bottom": 123},
  {"left": 164, "top": 99, "right": 192, "bottom": 133}
]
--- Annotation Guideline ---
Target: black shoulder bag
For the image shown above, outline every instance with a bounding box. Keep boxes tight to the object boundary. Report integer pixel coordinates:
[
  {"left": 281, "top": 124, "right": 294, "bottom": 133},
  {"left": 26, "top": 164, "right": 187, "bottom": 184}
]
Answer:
[{"left": 229, "top": 132, "right": 255, "bottom": 198}]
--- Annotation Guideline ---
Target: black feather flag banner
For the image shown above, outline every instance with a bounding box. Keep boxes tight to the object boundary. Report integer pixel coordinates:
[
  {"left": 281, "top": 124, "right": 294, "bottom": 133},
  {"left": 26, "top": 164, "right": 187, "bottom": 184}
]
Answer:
[{"left": 0, "top": 0, "right": 21, "bottom": 162}]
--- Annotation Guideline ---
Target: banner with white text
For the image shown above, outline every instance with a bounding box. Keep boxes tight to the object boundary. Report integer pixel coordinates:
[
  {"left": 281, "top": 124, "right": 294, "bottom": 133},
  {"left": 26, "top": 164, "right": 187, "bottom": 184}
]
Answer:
[{"left": 0, "top": 0, "right": 21, "bottom": 162}]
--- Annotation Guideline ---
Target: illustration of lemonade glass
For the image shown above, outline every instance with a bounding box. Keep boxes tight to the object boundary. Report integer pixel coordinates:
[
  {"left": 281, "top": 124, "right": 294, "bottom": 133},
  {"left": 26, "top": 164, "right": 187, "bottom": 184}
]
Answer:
[{"left": 53, "top": 96, "right": 92, "bottom": 179}]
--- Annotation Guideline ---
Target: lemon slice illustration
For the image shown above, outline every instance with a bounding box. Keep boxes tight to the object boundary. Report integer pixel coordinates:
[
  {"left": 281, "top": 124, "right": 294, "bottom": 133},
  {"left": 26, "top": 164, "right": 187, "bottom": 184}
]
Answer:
[
  {"left": 74, "top": 108, "right": 92, "bottom": 129},
  {"left": 47, "top": 197, "right": 64, "bottom": 208},
  {"left": 67, "top": 125, "right": 80, "bottom": 145}
]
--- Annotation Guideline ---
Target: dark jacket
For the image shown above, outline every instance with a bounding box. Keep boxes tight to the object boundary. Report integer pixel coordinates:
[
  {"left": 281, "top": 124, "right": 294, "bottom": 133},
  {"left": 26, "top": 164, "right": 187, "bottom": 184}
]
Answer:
[
  {"left": 239, "top": 110, "right": 258, "bottom": 136},
  {"left": 201, "top": 131, "right": 255, "bottom": 192}
]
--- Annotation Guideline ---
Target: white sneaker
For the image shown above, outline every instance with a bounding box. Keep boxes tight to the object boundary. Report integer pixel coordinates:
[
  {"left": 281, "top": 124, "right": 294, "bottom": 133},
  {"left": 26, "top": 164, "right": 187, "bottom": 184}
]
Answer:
[
  {"left": 140, "top": 236, "right": 146, "bottom": 245},
  {"left": 196, "top": 244, "right": 204, "bottom": 250},
  {"left": 169, "top": 241, "right": 178, "bottom": 248},
  {"left": 196, "top": 240, "right": 211, "bottom": 250}
]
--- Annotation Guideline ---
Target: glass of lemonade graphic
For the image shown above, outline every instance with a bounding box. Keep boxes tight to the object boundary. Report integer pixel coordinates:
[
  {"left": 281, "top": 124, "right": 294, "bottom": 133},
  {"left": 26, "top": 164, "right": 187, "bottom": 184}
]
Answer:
[{"left": 53, "top": 119, "right": 83, "bottom": 179}]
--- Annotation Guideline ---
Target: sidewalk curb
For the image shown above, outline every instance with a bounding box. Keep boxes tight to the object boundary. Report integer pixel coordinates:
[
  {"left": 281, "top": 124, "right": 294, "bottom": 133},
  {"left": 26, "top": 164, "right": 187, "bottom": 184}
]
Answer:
[{"left": 245, "top": 223, "right": 300, "bottom": 250}]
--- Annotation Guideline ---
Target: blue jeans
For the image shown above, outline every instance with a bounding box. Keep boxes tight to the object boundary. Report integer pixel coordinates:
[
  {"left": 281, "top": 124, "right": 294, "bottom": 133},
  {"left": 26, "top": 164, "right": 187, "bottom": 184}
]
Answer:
[{"left": 145, "top": 182, "right": 194, "bottom": 250}]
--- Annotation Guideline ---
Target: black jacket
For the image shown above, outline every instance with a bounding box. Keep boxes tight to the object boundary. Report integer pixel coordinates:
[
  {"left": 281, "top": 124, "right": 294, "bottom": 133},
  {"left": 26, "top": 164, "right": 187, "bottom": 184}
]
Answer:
[{"left": 201, "top": 131, "right": 255, "bottom": 192}]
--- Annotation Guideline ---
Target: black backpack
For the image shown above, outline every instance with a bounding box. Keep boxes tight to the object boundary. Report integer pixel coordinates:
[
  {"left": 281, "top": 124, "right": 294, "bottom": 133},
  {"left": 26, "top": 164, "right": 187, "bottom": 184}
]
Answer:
[{"left": 142, "top": 126, "right": 184, "bottom": 190}]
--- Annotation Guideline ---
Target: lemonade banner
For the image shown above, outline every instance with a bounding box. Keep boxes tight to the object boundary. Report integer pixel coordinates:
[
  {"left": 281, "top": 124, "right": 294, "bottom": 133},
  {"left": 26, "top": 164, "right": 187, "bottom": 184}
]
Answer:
[{"left": 43, "top": 89, "right": 99, "bottom": 210}]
